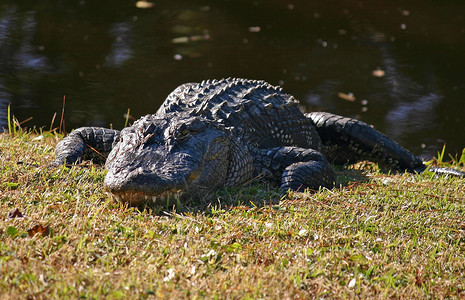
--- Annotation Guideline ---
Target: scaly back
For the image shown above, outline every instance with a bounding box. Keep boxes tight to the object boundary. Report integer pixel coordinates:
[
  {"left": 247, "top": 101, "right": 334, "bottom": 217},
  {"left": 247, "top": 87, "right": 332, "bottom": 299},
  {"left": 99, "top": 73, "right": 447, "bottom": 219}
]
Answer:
[{"left": 156, "top": 78, "right": 323, "bottom": 151}]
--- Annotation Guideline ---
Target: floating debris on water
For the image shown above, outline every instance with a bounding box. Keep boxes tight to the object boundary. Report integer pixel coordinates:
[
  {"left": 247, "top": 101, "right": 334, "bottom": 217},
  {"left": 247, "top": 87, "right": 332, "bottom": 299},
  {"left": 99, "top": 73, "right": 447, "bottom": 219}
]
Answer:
[
  {"left": 338, "top": 92, "right": 355, "bottom": 102},
  {"left": 248, "top": 26, "right": 261, "bottom": 33},
  {"left": 135, "top": 1, "right": 154, "bottom": 9},
  {"left": 172, "top": 34, "right": 210, "bottom": 44},
  {"left": 372, "top": 69, "right": 385, "bottom": 77}
]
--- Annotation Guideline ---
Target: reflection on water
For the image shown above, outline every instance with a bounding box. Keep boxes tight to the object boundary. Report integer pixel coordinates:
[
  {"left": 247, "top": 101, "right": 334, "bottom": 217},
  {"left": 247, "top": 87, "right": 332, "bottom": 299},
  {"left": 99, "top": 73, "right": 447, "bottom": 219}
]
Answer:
[
  {"left": 0, "top": 7, "right": 53, "bottom": 129},
  {"left": 379, "top": 42, "right": 441, "bottom": 139},
  {"left": 0, "top": 0, "right": 464, "bottom": 157},
  {"left": 105, "top": 22, "right": 133, "bottom": 68}
]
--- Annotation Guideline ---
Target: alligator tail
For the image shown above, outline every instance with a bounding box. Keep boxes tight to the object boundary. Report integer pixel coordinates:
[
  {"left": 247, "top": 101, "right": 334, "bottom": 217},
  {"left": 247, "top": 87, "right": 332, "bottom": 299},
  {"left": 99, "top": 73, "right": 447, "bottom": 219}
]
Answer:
[{"left": 422, "top": 166, "right": 465, "bottom": 178}]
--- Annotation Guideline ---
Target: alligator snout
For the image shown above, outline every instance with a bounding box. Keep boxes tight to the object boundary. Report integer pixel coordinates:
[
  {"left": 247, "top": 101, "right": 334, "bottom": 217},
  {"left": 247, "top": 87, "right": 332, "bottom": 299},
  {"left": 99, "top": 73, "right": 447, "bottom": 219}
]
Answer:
[{"left": 104, "top": 166, "right": 192, "bottom": 206}]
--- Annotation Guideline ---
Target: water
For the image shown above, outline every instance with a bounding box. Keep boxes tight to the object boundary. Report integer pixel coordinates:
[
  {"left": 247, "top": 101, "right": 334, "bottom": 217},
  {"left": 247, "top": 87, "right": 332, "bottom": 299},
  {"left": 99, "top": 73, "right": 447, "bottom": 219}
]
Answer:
[{"left": 1, "top": 0, "right": 464, "bottom": 158}]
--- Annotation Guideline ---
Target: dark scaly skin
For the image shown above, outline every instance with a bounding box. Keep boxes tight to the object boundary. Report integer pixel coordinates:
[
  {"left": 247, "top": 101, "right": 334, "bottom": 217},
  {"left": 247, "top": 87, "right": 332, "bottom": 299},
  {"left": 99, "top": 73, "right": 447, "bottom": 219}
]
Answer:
[
  {"left": 52, "top": 127, "right": 120, "bottom": 165},
  {"left": 52, "top": 78, "right": 465, "bottom": 206},
  {"left": 306, "top": 112, "right": 425, "bottom": 172}
]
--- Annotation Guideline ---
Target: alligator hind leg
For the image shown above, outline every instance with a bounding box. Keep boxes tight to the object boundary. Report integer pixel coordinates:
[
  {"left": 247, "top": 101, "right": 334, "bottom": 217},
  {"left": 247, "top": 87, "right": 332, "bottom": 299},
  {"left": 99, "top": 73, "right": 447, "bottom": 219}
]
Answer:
[
  {"left": 255, "top": 147, "right": 336, "bottom": 192},
  {"left": 52, "top": 127, "right": 120, "bottom": 166},
  {"left": 306, "top": 112, "right": 425, "bottom": 172}
]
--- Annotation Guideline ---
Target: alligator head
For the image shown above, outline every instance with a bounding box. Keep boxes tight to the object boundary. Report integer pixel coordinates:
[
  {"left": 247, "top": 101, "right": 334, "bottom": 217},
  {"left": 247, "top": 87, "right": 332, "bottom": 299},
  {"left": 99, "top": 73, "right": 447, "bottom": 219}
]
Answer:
[{"left": 104, "top": 114, "right": 231, "bottom": 207}]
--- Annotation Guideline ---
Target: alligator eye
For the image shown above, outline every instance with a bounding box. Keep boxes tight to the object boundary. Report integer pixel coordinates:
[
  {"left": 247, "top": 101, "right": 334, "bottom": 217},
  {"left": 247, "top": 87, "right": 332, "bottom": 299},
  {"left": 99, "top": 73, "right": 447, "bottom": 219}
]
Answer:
[
  {"left": 172, "top": 118, "right": 208, "bottom": 141},
  {"left": 175, "top": 129, "right": 190, "bottom": 141},
  {"left": 174, "top": 126, "right": 204, "bottom": 141}
]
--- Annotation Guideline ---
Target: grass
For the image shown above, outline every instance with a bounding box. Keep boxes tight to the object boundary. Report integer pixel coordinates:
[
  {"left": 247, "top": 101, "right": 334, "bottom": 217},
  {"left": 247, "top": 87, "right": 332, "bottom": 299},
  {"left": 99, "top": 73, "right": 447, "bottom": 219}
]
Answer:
[{"left": 1, "top": 130, "right": 465, "bottom": 299}]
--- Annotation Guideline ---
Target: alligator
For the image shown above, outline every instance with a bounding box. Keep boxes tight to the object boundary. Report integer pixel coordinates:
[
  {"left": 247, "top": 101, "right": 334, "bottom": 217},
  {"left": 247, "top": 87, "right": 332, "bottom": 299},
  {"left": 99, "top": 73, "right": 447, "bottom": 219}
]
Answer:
[{"left": 52, "top": 78, "right": 465, "bottom": 206}]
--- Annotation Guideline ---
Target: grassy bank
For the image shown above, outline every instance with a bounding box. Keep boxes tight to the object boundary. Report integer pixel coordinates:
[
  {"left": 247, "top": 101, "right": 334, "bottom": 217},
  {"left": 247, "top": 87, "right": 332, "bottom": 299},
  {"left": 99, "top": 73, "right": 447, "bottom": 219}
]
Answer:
[{"left": 1, "top": 131, "right": 465, "bottom": 299}]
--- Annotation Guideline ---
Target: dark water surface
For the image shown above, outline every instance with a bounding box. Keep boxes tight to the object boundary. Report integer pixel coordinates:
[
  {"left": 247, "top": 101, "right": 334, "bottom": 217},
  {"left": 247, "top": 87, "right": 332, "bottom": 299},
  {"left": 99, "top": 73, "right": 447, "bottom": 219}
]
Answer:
[{"left": 1, "top": 0, "right": 464, "bottom": 158}]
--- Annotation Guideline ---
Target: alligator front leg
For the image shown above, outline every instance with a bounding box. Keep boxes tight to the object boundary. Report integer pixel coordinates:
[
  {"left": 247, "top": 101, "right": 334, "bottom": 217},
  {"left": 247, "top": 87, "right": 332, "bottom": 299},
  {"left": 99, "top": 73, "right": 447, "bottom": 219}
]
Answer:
[
  {"left": 255, "top": 147, "right": 336, "bottom": 192},
  {"left": 52, "top": 127, "right": 120, "bottom": 166},
  {"left": 306, "top": 112, "right": 425, "bottom": 173}
]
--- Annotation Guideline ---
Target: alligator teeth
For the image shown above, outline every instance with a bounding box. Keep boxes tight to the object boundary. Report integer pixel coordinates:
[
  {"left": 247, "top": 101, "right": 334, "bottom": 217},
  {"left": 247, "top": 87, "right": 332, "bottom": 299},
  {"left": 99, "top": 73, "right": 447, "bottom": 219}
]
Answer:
[{"left": 109, "top": 189, "right": 184, "bottom": 206}]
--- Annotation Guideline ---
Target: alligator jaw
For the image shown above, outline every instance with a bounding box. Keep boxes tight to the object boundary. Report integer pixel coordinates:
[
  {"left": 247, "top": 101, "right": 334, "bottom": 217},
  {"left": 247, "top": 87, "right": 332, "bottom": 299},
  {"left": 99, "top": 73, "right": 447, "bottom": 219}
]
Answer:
[{"left": 109, "top": 189, "right": 183, "bottom": 207}]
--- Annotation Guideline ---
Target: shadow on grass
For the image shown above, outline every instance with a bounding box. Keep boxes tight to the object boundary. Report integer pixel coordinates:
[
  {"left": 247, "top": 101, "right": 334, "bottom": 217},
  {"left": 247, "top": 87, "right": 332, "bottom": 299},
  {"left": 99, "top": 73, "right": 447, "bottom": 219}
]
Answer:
[{"left": 134, "top": 163, "right": 376, "bottom": 216}]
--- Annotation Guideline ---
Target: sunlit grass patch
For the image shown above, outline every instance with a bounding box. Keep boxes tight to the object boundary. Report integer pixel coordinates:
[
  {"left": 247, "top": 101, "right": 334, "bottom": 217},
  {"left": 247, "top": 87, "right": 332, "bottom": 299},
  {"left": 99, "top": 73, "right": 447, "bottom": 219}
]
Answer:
[{"left": 1, "top": 132, "right": 465, "bottom": 298}]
